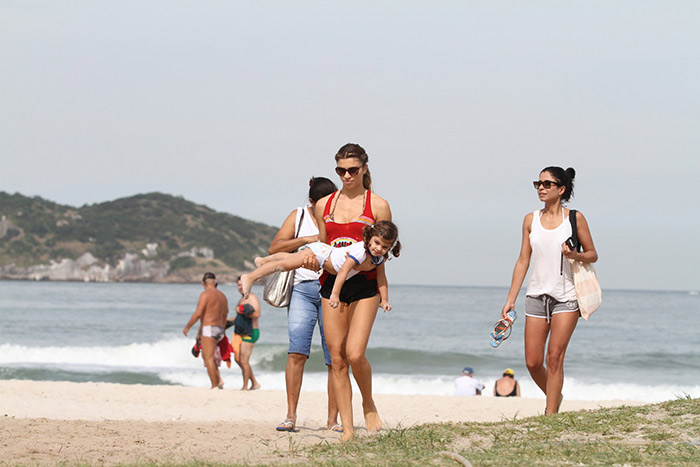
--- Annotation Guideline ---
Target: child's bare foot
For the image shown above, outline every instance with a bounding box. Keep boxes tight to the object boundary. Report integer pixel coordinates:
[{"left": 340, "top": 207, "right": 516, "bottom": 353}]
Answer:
[
  {"left": 254, "top": 256, "right": 266, "bottom": 268},
  {"left": 364, "top": 404, "right": 382, "bottom": 433},
  {"left": 240, "top": 274, "right": 253, "bottom": 298}
]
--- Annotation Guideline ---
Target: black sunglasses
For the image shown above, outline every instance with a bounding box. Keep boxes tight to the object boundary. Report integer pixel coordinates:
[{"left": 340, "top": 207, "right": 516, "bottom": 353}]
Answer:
[
  {"left": 335, "top": 166, "right": 363, "bottom": 177},
  {"left": 533, "top": 180, "right": 561, "bottom": 189}
]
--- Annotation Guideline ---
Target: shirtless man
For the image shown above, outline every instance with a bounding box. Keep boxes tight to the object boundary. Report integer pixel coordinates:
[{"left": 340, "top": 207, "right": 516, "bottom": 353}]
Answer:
[
  {"left": 235, "top": 276, "right": 261, "bottom": 390},
  {"left": 183, "top": 272, "right": 229, "bottom": 389}
]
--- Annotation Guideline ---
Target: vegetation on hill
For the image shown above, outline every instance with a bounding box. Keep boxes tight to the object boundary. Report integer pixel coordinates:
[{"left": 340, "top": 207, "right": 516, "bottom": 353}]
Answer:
[{"left": 0, "top": 191, "right": 277, "bottom": 281}]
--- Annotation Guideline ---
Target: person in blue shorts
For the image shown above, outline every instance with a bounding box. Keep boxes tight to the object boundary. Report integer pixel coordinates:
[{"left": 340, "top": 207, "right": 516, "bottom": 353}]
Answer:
[{"left": 267, "top": 177, "right": 340, "bottom": 433}]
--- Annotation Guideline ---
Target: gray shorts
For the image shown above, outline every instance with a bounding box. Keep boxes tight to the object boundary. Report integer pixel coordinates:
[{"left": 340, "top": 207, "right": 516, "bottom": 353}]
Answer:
[
  {"left": 525, "top": 295, "right": 579, "bottom": 321},
  {"left": 201, "top": 325, "right": 225, "bottom": 342}
]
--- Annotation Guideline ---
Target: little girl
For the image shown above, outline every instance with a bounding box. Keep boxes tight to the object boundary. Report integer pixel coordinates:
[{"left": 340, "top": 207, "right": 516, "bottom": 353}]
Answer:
[{"left": 240, "top": 220, "right": 401, "bottom": 310}]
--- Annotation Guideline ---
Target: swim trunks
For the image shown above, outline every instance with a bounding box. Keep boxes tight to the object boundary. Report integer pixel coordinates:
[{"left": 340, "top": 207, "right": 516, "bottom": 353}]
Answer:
[
  {"left": 201, "top": 325, "right": 225, "bottom": 342},
  {"left": 241, "top": 328, "right": 260, "bottom": 343}
]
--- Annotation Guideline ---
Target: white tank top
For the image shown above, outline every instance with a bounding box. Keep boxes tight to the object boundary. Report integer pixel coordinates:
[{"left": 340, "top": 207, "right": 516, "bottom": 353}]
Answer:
[
  {"left": 526, "top": 209, "right": 577, "bottom": 301},
  {"left": 293, "top": 205, "right": 322, "bottom": 285}
]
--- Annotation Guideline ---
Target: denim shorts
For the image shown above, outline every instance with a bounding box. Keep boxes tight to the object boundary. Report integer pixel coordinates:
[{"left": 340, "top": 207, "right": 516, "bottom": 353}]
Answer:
[{"left": 288, "top": 280, "right": 331, "bottom": 366}]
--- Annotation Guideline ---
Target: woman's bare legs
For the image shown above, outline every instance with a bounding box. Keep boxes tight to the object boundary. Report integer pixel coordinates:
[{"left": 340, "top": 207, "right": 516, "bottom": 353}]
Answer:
[
  {"left": 524, "top": 312, "right": 578, "bottom": 414},
  {"left": 322, "top": 294, "right": 380, "bottom": 441},
  {"left": 545, "top": 312, "right": 578, "bottom": 413},
  {"left": 345, "top": 296, "right": 381, "bottom": 432}
]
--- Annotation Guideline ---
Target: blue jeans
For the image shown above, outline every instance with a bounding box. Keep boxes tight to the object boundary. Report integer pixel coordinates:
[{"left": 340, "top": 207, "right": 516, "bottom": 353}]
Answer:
[{"left": 288, "top": 280, "right": 331, "bottom": 366}]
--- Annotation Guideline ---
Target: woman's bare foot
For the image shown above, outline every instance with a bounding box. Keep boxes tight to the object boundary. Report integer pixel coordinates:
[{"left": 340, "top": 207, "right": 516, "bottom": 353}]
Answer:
[
  {"left": 340, "top": 428, "right": 354, "bottom": 442},
  {"left": 364, "top": 403, "right": 382, "bottom": 433},
  {"left": 239, "top": 274, "right": 253, "bottom": 298},
  {"left": 250, "top": 383, "right": 261, "bottom": 390}
]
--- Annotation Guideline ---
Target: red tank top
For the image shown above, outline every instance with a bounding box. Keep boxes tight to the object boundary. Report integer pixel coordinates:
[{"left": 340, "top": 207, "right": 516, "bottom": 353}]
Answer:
[
  {"left": 321, "top": 190, "right": 377, "bottom": 282},
  {"left": 323, "top": 190, "right": 375, "bottom": 246}
]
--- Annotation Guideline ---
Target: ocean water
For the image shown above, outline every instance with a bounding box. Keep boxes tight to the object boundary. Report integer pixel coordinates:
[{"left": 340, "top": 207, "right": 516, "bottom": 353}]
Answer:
[{"left": 1, "top": 281, "right": 699, "bottom": 402}]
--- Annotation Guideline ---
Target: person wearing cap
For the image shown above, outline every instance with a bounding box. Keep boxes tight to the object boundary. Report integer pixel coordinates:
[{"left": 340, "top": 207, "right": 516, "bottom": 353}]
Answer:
[
  {"left": 183, "top": 272, "right": 229, "bottom": 389},
  {"left": 454, "top": 367, "right": 485, "bottom": 396},
  {"left": 494, "top": 368, "right": 521, "bottom": 397}
]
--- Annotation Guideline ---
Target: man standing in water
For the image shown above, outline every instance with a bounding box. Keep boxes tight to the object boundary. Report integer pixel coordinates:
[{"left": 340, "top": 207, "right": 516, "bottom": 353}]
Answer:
[{"left": 183, "top": 272, "right": 229, "bottom": 389}]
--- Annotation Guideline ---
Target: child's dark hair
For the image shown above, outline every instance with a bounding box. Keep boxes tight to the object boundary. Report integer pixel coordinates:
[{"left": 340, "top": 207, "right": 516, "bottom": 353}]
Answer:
[
  {"left": 362, "top": 220, "right": 401, "bottom": 259},
  {"left": 541, "top": 166, "right": 576, "bottom": 202},
  {"left": 308, "top": 177, "right": 337, "bottom": 203}
]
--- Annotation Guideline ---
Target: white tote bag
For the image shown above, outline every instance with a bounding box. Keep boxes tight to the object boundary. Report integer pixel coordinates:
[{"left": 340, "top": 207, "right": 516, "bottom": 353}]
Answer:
[{"left": 570, "top": 259, "right": 602, "bottom": 320}]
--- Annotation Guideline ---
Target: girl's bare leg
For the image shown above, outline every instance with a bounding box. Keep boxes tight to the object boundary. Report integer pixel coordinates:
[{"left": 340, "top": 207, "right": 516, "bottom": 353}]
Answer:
[
  {"left": 321, "top": 298, "right": 354, "bottom": 441},
  {"left": 345, "top": 295, "right": 381, "bottom": 432},
  {"left": 241, "top": 250, "right": 311, "bottom": 297},
  {"left": 255, "top": 252, "right": 291, "bottom": 267}
]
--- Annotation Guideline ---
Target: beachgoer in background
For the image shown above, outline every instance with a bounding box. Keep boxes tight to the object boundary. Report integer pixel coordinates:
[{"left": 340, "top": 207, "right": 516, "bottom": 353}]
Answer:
[
  {"left": 234, "top": 276, "right": 261, "bottom": 390},
  {"left": 454, "top": 367, "right": 484, "bottom": 396},
  {"left": 242, "top": 221, "right": 400, "bottom": 310},
  {"left": 501, "top": 167, "right": 598, "bottom": 414},
  {"left": 306, "top": 143, "right": 393, "bottom": 441},
  {"left": 494, "top": 368, "right": 521, "bottom": 397},
  {"left": 183, "top": 272, "right": 229, "bottom": 389},
  {"left": 267, "top": 177, "right": 340, "bottom": 433}
]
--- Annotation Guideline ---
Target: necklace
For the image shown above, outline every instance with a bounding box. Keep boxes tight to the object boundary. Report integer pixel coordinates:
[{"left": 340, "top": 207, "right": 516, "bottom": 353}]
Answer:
[{"left": 329, "top": 189, "right": 366, "bottom": 222}]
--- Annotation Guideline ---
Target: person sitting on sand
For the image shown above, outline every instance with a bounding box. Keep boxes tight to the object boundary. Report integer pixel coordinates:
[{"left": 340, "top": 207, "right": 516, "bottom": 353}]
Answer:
[
  {"left": 455, "top": 367, "right": 484, "bottom": 396},
  {"left": 183, "top": 272, "right": 229, "bottom": 389},
  {"left": 494, "top": 368, "right": 521, "bottom": 397},
  {"left": 240, "top": 220, "right": 401, "bottom": 311}
]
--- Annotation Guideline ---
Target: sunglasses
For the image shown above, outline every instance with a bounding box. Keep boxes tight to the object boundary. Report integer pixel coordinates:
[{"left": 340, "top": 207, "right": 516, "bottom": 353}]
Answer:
[
  {"left": 335, "top": 166, "right": 363, "bottom": 177},
  {"left": 533, "top": 180, "right": 561, "bottom": 189}
]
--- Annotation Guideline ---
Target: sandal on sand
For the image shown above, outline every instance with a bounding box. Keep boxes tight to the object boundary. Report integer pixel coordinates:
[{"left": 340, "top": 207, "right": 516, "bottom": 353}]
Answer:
[
  {"left": 276, "top": 420, "right": 296, "bottom": 432},
  {"left": 328, "top": 424, "right": 343, "bottom": 433}
]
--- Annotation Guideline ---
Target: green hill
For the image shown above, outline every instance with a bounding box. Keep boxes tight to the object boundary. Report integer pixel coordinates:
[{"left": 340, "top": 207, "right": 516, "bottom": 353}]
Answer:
[{"left": 0, "top": 191, "right": 277, "bottom": 282}]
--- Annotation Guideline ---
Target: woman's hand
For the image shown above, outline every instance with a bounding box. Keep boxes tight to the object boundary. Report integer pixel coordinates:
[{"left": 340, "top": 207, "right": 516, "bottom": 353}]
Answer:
[
  {"left": 302, "top": 235, "right": 319, "bottom": 244},
  {"left": 501, "top": 303, "right": 515, "bottom": 320},
  {"left": 380, "top": 301, "right": 392, "bottom": 312},
  {"left": 561, "top": 243, "right": 578, "bottom": 260}
]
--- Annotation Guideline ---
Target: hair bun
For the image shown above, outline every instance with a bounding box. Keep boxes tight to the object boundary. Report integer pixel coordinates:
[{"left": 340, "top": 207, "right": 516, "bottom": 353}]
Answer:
[{"left": 565, "top": 167, "right": 576, "bottom": 180}]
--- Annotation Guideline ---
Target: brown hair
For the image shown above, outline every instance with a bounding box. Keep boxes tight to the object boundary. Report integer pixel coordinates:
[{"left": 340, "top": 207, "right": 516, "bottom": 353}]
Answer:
[
  {"left": 362, "top": 220, "right": 401, "bottom": 259},
  {"left": 335, "top": 143, "right": 372, "bottom": 191}
]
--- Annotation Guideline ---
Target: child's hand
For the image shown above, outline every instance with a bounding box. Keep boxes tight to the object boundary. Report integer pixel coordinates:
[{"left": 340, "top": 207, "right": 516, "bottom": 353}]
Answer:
[
  {"left": 380, "top": 301, "right": 392, "bottom": 312},
  {"left": 329, "top": 294, "right": 340, "bottom": 309}
]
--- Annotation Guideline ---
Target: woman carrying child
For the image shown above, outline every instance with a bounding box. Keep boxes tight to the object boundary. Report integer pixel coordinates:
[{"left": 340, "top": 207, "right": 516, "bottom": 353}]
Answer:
[{"left": 316, "top": 143, "right": 393, "bottom": 441}]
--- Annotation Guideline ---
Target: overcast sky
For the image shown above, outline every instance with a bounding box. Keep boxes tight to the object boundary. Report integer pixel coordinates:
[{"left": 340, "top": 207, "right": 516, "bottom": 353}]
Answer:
[{"left": 2, "top": 1, "right": 699, "bottom": 291}]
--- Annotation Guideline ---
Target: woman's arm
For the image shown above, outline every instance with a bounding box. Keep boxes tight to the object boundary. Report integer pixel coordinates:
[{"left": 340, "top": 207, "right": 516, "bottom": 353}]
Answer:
[
  {"left": 502, "top": 213, "right": 533, "bottom": 317},
  {"left": 562, "top": 211, "right": 598, "bottom": 263},
  {"left": 269, "top": 209, "right": 318, "bottom": 254},
  {"left": 328, "top": 256, "right": 357, "bottom": 309},
  {"left": 376, "top": 263, "right": 391, "bottom": 312}
]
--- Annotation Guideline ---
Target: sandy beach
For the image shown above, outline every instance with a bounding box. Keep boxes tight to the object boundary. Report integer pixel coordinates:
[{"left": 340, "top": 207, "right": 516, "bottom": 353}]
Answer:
[{"left": 0, "top": 380, "right": 643, "bottom": 465}]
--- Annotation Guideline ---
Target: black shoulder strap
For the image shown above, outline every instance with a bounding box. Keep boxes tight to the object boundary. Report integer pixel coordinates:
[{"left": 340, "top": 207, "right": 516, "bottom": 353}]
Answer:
[
  {"left": 569, "top": 209, "right": 581, "bottom": 252},
  {"left": 294, "top": 208, "right": 305, "bottom": 239}
]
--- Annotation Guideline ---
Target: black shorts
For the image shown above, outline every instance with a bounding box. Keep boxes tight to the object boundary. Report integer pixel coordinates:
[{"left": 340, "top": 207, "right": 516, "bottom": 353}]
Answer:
[{"left": 320, "top": 273, "right": 378, "bottom": 304}]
